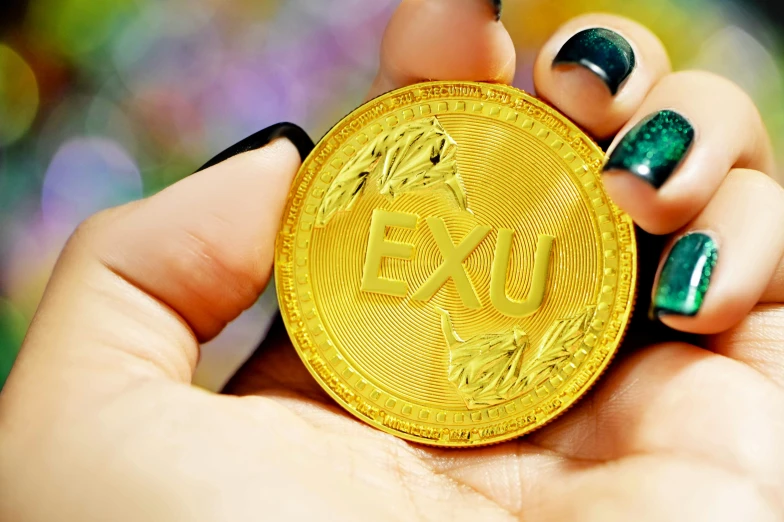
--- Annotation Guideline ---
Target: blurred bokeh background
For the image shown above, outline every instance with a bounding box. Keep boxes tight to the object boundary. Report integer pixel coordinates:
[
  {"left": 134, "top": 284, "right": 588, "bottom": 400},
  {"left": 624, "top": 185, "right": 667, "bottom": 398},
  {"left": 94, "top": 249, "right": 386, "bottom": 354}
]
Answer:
[{"left": 0, "top": 0, "right": 782, "bottom": 391}]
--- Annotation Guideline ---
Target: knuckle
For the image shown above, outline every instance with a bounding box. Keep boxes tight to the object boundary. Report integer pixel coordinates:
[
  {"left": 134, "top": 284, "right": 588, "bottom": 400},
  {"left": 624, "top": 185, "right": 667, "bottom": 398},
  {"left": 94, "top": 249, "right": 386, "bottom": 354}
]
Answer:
[
  {"left": 74, "top": 207, "right": 116, "bottom": 235},
  {"left": 712, "top": 74, "right": 757, "bottom": 113},
  {"left": 67, "top": 209, "right": 114, "bottom": 251},
  {"left": 169, "top": 219, "right": 265, "bottom": 305},
  {"left": 667, "top": 70, "right": 758, "bottom": 112},
  {"left": 726, "top": 169, "right": 784, "bottom": 208},
  {"left": 64, "top": 203, "right": 137, "bottom": 256},
  {"left": 728, "top": 167, "right": 774, "bottom": 187},
  {"left": 657, "top": 71, "right": 767, "bottom": 164}
]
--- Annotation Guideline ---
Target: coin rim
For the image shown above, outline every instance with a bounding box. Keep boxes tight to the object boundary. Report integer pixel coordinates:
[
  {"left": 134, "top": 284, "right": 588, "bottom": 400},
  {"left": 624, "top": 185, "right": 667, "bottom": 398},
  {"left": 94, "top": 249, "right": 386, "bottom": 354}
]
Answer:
[{"left": 274, "top": 80, "right": 637, "bottom": 447}]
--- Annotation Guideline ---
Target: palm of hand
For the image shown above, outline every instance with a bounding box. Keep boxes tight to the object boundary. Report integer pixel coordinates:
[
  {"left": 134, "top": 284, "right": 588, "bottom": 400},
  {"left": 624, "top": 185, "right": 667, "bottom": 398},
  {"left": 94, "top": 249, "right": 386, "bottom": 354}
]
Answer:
[
  {"left": 5, "top": 299, "right": 781, "bottom": 521},
  {"left": 191, "top": 312, "right": 778, "bottom": 521}
]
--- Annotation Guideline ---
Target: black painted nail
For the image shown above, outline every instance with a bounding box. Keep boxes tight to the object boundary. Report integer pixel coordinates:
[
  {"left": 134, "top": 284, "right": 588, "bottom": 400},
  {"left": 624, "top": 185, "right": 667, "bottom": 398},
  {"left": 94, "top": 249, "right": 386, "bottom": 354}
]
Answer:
[
  {"left": 490, "top": 0, "right": 502, "bottom": 21},
  {"left": 603, "top": 110, "right": 694, "bottom": 189},
  {"left": 553, "top": 28, "right": 635, "bottom": 95},
  {"left": 652, "top": 232, "right": 718, "bottom": 318},
  {"left": 196, "top": 122, "right": 314, "bottom": 173}
]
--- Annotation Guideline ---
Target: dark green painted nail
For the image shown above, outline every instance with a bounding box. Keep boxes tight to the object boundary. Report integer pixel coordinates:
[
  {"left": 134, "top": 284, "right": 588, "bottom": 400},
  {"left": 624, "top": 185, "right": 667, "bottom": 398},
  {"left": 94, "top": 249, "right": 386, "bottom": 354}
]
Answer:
[
  {"left": 553, "top": 28, "right": 635, "bottom": 95},
  {"left": 490, "top": 0, "right": 502, "bottom": 20},
  {"left": 653, "top": 233, "right": 718, "bottom": 318},
  {"left": 603, "top": 110, "right": 695, "bottom": 189}
]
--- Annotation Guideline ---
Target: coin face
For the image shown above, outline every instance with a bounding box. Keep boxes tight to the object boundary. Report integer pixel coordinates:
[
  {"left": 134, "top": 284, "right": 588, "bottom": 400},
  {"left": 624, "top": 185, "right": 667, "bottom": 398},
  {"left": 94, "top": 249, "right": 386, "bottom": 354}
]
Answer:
[{"left": 275, "top": 81, "right": 636, "bottom": 446}]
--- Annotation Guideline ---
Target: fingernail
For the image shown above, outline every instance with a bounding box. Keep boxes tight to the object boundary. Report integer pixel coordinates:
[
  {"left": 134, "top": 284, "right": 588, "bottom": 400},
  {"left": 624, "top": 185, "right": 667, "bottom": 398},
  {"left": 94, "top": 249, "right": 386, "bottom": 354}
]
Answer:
[
  {"left": 196, "top": 122, "right": 314, "bottom": 173},
  {"left": 652, "top": 232, "right": 718, "bottom": 318},
  {"left": 490, "top": 0, "right": 502, "bottom": 21},
  {"left": 603, "top": 110, "right": 694, "bottom": 189},
  {"left": 553, "top": 28, "right": 635, "bottom": 95}
]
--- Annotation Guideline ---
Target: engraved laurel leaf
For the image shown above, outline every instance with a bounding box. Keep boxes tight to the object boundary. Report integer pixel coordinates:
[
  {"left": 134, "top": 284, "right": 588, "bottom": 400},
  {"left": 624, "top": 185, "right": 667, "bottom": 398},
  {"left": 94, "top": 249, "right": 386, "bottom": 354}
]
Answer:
[
  {"left": 441, "top": 306, "right": 595, "bottom": 409},
  {"left": 314, "top": 137, "right": 380, "bottom": 228},
  {"left": 315, "top": 117, "right": 467, "bottom": 227},
  {"left": 519, "top": 306, "right": 596, "bottom": 389},
  {"left": 376, "top": 118, "right": 467, "bottom": 210}
]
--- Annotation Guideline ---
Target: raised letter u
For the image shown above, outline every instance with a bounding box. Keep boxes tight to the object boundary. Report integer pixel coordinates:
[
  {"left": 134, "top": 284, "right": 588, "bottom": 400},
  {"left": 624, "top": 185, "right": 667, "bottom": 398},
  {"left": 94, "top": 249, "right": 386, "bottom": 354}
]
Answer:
[{"left": 489, "top": 230, "right": 554, "bottom": 318}]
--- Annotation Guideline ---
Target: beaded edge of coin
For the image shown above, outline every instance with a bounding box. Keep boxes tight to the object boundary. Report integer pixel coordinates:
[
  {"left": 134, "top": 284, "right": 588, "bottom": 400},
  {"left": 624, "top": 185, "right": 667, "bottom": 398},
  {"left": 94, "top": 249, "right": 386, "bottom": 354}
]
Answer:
[{"left": 275, "top": 81, "right": 637, "bottom": 447}]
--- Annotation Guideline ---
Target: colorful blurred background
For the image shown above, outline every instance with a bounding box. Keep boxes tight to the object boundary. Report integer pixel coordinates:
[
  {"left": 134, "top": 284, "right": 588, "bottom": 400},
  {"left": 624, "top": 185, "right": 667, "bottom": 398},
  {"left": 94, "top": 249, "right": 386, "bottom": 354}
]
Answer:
[{"left": 1, "top": 0, "right": 782, "bottom": 391}]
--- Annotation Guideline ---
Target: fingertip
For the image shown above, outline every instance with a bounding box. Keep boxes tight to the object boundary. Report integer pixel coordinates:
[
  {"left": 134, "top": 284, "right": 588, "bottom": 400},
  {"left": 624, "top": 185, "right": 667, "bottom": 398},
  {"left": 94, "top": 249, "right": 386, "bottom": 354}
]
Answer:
[
  {"left": 542, "top": 64, "right": 619, "bottom": 138},
  {"left": 655, "top": 267, "right": 767, "bottom": 334},
  {"left": 534, "top": 14, "right": 670, "bottom": 138},
  {"left": 251, "top": 136, "right": 306, "bottom": 182},
  {"left": 198, "top": 122, "right": 313, "bottom": 172},
  {"left": 369, "top": 0, "right": 516, "bottom": 98},
  {"left": 602, "top": 169, "right": 681, "bottom": 235},
  {"left": 655, "top": 300, "right": 747, "bottom": 336},
  {"left": 551, "top": 27, "right": 636, "bottom": 96},
  {"left": 650, "top": 173, "right": 784, "bottom": 335}
]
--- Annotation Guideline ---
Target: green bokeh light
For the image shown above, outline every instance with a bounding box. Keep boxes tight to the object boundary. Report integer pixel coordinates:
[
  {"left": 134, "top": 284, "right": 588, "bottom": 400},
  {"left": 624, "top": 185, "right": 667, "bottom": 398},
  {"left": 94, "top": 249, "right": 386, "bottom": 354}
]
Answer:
[
  {"left": 0, "top": 45, "right": 39, "bottom": 147},
  {"left": 0, "top": 299, "right": 28, "bottom": 390},
  {"left": 29, "top": 0, "right": 136, "bottom": 58}
]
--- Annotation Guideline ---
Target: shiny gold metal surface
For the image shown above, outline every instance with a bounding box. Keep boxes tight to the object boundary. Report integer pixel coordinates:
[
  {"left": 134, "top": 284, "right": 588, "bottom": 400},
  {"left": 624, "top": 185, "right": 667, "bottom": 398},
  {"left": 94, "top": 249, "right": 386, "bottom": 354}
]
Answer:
[{"left": 275, "top": 81, "right": 636, "bottom": 446}]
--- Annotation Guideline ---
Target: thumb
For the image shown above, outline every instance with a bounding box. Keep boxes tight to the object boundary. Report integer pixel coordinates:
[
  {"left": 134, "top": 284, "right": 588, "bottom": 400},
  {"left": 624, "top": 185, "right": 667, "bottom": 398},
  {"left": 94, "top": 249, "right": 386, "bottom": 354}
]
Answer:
[{"left": 3, "top": 123, "right": 313, "bottom": 396}]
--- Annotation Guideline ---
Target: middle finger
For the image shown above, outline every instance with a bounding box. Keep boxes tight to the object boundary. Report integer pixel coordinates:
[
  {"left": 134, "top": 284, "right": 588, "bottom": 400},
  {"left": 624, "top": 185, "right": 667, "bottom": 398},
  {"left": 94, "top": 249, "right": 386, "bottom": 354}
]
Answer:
[{"left": 603, "top": 71, "right": 775, "bottom": 234}]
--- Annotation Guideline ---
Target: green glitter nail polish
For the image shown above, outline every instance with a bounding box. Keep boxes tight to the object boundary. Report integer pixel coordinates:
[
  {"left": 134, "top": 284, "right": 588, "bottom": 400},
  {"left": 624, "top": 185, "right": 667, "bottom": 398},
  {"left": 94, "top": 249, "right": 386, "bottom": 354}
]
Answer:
[
  {"left": 653, "top": 233, "right": 718, "bottom": 317},
  {"left": 604, "top": 110, "right": 695, "bottom": 189},
  {"left": 553, "top": 28, "right": 635, "bottom": 95}
]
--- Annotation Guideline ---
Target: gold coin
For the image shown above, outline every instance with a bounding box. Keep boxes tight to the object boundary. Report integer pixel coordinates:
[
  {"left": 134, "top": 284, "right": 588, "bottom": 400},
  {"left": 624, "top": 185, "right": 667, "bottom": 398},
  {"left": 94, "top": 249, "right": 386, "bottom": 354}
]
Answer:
[{"left": 275, "top": 81, "right": 636, "bottom": 447}]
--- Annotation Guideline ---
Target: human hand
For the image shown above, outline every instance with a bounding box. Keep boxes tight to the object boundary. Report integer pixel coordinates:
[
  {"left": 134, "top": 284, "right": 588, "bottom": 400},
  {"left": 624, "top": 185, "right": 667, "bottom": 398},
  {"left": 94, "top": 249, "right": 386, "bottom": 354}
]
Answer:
[{"left": 2, "top": 1, "right": 783, "bottom": 520}]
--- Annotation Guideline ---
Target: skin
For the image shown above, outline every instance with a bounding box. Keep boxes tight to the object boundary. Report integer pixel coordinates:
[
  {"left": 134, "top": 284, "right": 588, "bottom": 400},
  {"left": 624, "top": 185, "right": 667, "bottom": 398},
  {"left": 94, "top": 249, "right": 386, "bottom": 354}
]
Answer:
[{"left": 1, "top": 1, "right": 784, "bottom": 520}]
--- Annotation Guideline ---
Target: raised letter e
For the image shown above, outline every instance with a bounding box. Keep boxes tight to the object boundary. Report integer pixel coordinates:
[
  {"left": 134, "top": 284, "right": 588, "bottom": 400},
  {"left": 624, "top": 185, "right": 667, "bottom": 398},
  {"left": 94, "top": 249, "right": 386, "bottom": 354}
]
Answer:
[{"left": 361, "top": 209, "right": 417, "bottom": 297}]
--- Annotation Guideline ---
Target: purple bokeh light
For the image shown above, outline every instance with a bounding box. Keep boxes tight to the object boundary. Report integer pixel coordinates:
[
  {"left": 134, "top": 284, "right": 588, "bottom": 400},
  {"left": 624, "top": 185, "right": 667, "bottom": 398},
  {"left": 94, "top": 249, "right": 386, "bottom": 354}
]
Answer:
[{"left": 41, "top": 137, "right": 143, "bottom": 231}]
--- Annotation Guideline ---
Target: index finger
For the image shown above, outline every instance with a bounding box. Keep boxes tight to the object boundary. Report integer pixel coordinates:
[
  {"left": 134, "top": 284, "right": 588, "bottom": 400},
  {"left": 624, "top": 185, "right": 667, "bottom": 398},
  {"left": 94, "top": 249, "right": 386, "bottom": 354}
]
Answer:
[{"left": 367, "top": 0, "right": 516, "bottom": 99}]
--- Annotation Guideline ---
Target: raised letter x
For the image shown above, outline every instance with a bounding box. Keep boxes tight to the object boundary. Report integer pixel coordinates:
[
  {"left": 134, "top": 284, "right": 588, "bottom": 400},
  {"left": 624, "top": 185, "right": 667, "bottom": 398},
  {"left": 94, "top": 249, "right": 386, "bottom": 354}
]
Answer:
[{"left": 411, "top": 217, "right": 491, "bottom": 308}]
